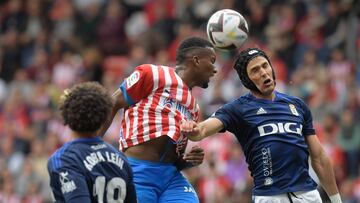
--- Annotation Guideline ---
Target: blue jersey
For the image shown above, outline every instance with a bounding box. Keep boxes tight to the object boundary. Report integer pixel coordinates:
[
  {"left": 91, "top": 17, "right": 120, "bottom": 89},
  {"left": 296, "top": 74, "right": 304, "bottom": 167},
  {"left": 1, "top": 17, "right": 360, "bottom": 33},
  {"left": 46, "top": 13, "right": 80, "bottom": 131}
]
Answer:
[
  {"left": 213, "top": 91, "right": 317, "bottom": 196},
  {"left": 47, "top": 137, "right": 137, "bottom": 203}
]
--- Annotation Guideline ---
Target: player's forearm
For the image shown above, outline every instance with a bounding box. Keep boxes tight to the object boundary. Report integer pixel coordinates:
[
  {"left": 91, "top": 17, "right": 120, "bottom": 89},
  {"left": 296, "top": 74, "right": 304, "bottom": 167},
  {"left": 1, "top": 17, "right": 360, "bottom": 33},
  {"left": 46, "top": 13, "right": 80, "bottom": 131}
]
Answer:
[
  {"left": 187, "top": 123, "right": 205, "bottom": 141},
  {"left": 311, "top": 152, "right": 339, "bottom": 196},
  {"left": 188, "top": 118, "right": 224, "bottom": 141}
]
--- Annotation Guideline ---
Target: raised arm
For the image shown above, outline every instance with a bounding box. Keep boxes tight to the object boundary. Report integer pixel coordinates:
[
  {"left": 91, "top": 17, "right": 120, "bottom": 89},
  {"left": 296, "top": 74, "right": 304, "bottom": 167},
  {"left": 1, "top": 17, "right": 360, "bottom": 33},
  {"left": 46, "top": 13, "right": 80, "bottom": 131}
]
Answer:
[
  {"left": 181, "top": 117, "right": 224, "bottom": 141},
  {"left": 98, "top": 89, "right": 129, "bottom": 137},
  {"left": 306, "top": 135, "right": 342, "bottom": 203}
]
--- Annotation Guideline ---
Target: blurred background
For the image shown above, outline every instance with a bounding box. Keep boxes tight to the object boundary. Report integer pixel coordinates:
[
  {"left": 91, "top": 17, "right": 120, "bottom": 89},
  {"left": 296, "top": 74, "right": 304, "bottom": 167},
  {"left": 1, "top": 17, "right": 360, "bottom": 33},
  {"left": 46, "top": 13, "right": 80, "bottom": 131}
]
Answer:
[{"left": 0, "top": 0, "right": 359, "bottom": 202}]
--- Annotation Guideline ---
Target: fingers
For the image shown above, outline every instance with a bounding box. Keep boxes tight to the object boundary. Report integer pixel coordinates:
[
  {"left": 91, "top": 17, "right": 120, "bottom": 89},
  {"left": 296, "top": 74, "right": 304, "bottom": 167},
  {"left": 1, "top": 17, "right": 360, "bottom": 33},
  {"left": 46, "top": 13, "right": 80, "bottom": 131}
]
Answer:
[
  {"left": 183, "top": 145, "right": 205, "bottom": 166},
  {"left": 180, "top": 120, "right": 197, "bottom": 133},
  {"left": 189, "top": 145, "right": 204, "bottom": 153},
  {"left": 183, "top": 156, "right": 204, "bottom": 166}
]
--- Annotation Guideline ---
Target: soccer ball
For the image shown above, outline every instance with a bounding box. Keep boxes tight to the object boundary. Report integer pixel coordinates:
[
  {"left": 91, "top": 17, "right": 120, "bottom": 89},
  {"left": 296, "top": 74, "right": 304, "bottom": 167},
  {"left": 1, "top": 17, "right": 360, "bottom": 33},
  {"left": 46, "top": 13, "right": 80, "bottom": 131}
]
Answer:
[{"left": 207, "top": 9, "right": 249, "bottom": 50}]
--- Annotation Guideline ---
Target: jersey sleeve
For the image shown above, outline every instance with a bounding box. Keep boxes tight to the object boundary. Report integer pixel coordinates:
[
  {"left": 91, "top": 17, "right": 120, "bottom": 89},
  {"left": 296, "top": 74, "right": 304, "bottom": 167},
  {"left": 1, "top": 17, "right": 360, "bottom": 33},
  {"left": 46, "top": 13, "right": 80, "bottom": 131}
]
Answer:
[
  {"left": 212, "top": 103, "right": 238, "bottom": 133},
  {"left": 300, "top": 100, "right": 316, "bottom": 136},
  {"left": 119, "top": 64, "right": 154, "bottom": 105},
  {"left": 48, "top": 164, "right": 91, "bottom": 203}
]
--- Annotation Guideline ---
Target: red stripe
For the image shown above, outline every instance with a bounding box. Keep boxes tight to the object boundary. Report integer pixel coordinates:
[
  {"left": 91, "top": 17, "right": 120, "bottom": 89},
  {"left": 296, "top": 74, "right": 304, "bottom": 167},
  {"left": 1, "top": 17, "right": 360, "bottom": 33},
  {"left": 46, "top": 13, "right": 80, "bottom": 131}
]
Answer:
[
  {"left": 170, "top": 69, "right": 183, "bottom": 140},
  {"left": 181, "top": 83, "right": 188, "bottom": 107},
  {"left": 126, "top": 137, "right": 134, "bottom": 148},
  {"left": 160, "top": 107, "right": 171, "bottom": 135},
  {"left": 135, "top": 101, "right": 145, "bottom": 144},
  {"left": 160, "top": 67, "right": 177, "bottom": 137},
  {"left": 127, "top": 107, "right": 135, "bottom": 143},
  {"left": 118, "top": 140, "right": 124, "bottom": 151},
  {"left": 188, "top": 94, "right": 195, "bottom": 110},
  {"left": 169, "top": 68, "right": 178, "bottom": 98}
]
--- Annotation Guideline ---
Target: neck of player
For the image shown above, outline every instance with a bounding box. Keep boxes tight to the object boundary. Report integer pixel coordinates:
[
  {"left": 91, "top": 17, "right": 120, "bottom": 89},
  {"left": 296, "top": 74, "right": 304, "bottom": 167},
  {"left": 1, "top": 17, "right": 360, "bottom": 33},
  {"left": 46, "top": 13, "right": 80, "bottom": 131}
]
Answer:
[
  {"left": 72, "top": 131, "right": 98, "bottom": 139},
  {"left": 175, "top": 66, "right": 195, "bottom": 89}
]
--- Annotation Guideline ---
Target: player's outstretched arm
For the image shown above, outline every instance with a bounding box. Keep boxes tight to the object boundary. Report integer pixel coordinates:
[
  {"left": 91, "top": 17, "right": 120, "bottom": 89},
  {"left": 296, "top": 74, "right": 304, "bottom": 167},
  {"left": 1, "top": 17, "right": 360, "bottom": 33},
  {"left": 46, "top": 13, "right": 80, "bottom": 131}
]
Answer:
[
  {"left": 181, "top": 118, "right": 224, "bottom": 141},
  {"left": 98, "top": 89, "right": 129, "bottom": 137},
  {"left": 306, "top": 135, "right": 342, "bottom": 203}
]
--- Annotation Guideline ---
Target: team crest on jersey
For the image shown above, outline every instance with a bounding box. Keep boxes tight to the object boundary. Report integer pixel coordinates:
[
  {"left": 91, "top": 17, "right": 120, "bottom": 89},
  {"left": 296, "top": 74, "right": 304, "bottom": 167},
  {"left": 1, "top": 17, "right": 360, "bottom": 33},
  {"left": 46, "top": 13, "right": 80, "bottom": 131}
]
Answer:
[
  {"left": 163, "top": 97, "right": 175, "bottom": 108},
  {"left": 59, "top": 171, "right": 77, "bottom": 194},
  {"left": 126, "top": 70, "right": 140, "bottom": 88},
  {"left": 289, "top": 104, "right": 299, "bottom": 116}
]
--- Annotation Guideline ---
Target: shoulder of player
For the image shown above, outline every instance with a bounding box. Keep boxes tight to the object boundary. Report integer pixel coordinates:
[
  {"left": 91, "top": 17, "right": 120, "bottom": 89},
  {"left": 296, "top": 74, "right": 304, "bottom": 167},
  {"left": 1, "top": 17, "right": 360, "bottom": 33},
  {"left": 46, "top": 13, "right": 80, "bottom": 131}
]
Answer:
[
  {"left": 135, "top": 64, "right": 152, "bottom": 70},
  {"left": 48, "top": 143, "right": 77, "bottom": 171},
  {"left": 219, "top": 97, "right": 247, "bottom": 112},
  {"left": 229, "top": 94, "right": 255, "bottom": 107},
  {"left": 135, "top": 64, "right": 171, "bottom": 71},
  {"left": 141, "top": 64, "right": 175, "bottom": 71},
  {"left": 277, "top": 92, "right": 307, "bottom": 107}
]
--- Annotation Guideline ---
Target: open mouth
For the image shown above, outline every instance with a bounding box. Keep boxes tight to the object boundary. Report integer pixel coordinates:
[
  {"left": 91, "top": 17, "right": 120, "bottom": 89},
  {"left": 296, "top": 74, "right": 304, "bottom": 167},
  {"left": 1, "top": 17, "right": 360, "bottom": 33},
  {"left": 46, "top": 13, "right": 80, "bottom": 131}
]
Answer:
[{"left": 264, "top": 79, "right": 271, "bottom": 85}]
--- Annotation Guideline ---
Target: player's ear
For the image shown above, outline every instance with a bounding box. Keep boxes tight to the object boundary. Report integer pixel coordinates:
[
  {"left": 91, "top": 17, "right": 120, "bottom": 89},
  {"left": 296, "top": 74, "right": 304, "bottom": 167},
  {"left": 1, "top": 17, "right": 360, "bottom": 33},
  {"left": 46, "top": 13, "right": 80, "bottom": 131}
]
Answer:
[{"left": 192, "top": 55, "right": 200, "bottom": 65}]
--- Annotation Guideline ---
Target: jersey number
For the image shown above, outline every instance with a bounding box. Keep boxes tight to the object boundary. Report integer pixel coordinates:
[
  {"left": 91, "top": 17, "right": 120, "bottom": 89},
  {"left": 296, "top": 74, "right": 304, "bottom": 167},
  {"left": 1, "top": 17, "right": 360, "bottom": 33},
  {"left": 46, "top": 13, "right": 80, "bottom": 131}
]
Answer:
[{"left": 94, "top": 176, "right": 126, "bottom": 203}]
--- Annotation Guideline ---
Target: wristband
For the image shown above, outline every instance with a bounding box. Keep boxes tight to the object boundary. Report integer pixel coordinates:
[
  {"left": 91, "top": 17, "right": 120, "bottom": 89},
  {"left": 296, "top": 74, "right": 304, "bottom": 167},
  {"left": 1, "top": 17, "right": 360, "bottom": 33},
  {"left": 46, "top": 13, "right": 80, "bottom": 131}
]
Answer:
[{"left": 329, "top": 193, "right": 342, "bottom": 203}]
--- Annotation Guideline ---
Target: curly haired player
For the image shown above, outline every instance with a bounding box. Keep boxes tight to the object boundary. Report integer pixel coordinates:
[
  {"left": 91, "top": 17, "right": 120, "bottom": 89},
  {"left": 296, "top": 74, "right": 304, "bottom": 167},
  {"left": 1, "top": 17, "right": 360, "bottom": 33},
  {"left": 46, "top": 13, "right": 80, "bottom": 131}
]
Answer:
[{"left": 48, "top": 82, "right": 137, "bottom": 203}]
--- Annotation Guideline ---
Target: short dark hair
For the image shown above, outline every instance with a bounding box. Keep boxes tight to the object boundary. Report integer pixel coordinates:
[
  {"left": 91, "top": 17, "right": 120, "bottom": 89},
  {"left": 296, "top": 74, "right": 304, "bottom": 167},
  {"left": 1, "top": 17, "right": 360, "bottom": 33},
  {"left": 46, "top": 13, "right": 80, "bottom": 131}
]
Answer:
[
  {"left": 176, "top": 37, "right": 214, "bottom": 64},
  {"left": 59, "top": 82, "right": 113, "bottom": 133}
]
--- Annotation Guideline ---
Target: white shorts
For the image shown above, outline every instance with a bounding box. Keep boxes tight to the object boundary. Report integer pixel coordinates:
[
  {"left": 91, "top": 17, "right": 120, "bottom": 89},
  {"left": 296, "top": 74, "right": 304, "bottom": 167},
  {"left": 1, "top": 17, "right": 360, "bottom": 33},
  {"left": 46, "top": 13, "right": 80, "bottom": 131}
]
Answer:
[{"left": 253, "top": 189, "right": 323, "bottom": 203}]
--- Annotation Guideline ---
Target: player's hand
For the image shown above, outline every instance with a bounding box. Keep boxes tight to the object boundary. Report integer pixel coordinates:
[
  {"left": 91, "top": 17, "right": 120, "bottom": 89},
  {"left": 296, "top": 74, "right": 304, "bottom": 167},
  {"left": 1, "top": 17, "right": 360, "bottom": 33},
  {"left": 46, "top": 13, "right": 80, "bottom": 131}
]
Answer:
[
  {"left": 183, "top": 145, "right": 204, "bottom": 166},
  {"left": 180, "top": 120, "right": 201, "bottom": 140}
]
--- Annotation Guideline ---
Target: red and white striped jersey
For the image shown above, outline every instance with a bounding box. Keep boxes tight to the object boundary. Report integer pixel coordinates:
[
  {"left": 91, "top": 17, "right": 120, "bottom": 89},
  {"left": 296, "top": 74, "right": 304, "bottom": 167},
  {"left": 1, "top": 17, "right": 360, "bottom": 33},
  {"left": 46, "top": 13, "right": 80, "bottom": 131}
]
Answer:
[{"left": 118, "top": 64, "right": 200, "bottom": 151}]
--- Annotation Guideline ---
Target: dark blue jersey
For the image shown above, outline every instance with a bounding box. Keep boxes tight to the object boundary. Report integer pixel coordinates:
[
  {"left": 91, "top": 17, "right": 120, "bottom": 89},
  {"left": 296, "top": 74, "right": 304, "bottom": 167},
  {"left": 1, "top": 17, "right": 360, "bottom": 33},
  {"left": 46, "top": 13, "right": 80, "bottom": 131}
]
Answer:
[
  {"left": 47, "top": 137, "right": 137, "bottom": 203},
  {"left": 213, "top": 91, "right": 317, "bottom": 196}
]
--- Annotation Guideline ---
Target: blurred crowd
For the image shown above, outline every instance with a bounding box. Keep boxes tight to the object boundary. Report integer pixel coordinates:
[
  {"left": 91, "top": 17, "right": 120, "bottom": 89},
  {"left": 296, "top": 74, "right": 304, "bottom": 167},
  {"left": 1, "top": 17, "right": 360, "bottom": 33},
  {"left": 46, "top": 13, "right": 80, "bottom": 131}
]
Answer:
[{"left": 0, "top": 0, "right": 359, "bottom": 202}]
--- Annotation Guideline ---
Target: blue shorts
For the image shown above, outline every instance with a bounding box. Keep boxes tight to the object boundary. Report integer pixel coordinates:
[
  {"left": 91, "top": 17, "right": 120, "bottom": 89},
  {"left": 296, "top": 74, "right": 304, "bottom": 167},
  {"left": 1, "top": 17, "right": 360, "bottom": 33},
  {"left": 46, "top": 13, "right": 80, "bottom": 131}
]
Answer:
[{"left": 128, "top": 157, "right": 199, "bottom": 203}]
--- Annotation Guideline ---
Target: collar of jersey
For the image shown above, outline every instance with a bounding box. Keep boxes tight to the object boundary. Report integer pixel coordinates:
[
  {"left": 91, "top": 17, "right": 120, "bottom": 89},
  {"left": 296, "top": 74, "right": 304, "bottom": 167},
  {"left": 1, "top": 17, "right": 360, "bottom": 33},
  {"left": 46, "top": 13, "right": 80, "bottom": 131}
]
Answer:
[
  {"left": 247, "top": 91, "right": 280, "bottom": 103},
  {"left": 70, "top": 136, "right": 103, "bottom": 144}
]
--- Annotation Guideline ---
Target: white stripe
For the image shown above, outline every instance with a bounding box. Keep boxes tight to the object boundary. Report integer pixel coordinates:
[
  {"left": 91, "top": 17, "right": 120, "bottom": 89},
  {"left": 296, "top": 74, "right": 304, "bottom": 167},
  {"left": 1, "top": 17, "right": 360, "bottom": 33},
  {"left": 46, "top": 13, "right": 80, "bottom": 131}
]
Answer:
[
  {"left": 174, "top": 71, "right": 184, "bottom": 102},
  {"left": 154, "top": 66, "right": 164, "bottom": 135},
  {"left": 167, "top": 116, "right": 177, "bottom": 139},
  {"left": 162, "top": 66, "right": 172, "bottom": 91},
  {"left": 185, "top": 90, "right": 192, "bottom": 108},
  {"left": 124, "top": 110, "right": 130, "bottom": 148},
  {"left": 151, "top": 65, "right": 159, "bottom": 91},
  {"left": 134, "top": 65, "right": 159, "bottom": 142},
  {"left": 131, "top": 105, "right": 139, "bottom": 145},
  {"left": 142, "top": 101, "right": 151, "bottom": 142},
  {"left": 162, "top": 65, "right": 177, "bottom": 137},
  {"left": 154, "top": 130, "right": 163, "bottom": 138},
  {"left": 154, "top": 110, "right": 163, "bottom": 137},
  {"left": 168, "top": 67, "right": 179, "bottom": 139}
]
